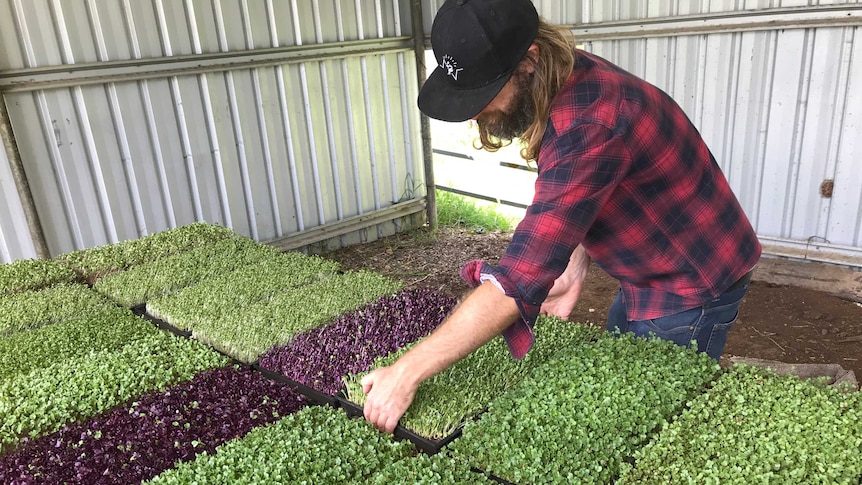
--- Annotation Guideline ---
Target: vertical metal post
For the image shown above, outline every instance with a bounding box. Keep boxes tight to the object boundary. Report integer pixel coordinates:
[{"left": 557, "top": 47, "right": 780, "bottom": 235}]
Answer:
[
  {"left": 0, "top": 96, "right": 51, "bottom": 259},
  {"left": 411, "top": 0, "right": 437, "bottom": 230}
]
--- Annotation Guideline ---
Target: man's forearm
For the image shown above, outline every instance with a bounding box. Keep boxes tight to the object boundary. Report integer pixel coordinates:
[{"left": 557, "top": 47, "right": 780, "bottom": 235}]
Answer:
[
  {"left": 568, "top": 244, "right": 591, "bottom": 279},
  {"left": 360, "top": 279, "right": 521, "bottom": 433},
  {"left": 391, "top": 280, "right": 521, "bottom": 385}
]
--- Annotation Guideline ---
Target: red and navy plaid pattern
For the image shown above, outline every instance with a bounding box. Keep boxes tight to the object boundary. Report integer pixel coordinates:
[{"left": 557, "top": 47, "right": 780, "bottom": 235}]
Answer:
[{"left": 463, "top": 50, "right": 761, "bottom": 359}]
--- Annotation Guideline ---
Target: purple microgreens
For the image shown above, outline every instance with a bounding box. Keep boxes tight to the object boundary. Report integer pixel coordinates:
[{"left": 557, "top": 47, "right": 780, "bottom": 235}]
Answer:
[
  {"left": 0, "top": 365, "right": 306, "bottom": 485},
  {"left": 258, "top": 288, "right": 457, "bottom": 396},
  {"left": 1, "top": 333, "right": 228, "bottom": 454}
]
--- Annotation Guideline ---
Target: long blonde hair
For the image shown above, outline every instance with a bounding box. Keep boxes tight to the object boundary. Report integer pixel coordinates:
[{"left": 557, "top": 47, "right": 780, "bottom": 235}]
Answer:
[{"left": 475, "top": 19, "right": 576, "bottom": 161}]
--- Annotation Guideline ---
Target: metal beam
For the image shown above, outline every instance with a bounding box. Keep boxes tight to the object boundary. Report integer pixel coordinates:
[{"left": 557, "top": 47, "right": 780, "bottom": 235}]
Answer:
[
  {"left": 264, "top": 199, "right": 426, "bottom": 252},
  {"left": 412, "top": 0, "right": 437, "bottom": 231},
  {"left": 0, "top": 97, "right": 50, "bottom": 259},
  {"left": 0, "top": 37, "right": 413, "bottom": 93},
  {"left": 571, "top": 4, "right": 862, "bottom": 42},
  {"left": 759, "top": 236, "right": 862, "bottom": 269}
]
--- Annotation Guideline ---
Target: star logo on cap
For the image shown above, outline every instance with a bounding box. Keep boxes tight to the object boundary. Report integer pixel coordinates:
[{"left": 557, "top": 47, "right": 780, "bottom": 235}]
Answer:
[{"left": 441, "top": 55, "right": 463, "bottom": 81}]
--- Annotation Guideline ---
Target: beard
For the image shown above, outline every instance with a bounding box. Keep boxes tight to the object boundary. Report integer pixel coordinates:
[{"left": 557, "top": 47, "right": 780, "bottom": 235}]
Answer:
[{"left": 475, "top": 70, "right": 535, "bottom": 142}]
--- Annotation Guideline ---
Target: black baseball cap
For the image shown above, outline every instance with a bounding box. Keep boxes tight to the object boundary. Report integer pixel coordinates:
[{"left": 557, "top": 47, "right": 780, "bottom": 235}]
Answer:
[{"left": 418, "top": 0, "right": 539, "bottom": 122}]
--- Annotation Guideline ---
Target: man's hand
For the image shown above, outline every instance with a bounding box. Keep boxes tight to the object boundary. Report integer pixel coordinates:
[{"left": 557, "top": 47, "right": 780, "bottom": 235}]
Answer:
[
  {"left": 540, "top": 245, "right": 590, "bottom": 319},
  {"left": 360, "top": 364, "right": 418, "bottom": 434}
]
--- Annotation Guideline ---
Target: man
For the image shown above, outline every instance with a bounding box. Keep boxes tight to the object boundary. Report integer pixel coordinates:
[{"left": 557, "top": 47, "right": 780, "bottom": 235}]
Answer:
[{"left": 361, "top": 0, "right": 761, "bottom": 434}]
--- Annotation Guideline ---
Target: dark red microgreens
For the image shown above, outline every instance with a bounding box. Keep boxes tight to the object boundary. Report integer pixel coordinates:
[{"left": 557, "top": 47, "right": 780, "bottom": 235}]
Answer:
[
  {"left": 0, "top": 365, "right": 306, "bottom": 485},
  {"left": 258, "top": 288, "right": 457, "bottom": 395}
]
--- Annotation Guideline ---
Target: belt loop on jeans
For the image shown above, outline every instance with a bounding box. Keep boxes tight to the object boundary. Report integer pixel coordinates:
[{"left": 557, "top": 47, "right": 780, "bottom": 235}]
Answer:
[{"left": 725, "top": 269, "right": 754, "bottom": 293}]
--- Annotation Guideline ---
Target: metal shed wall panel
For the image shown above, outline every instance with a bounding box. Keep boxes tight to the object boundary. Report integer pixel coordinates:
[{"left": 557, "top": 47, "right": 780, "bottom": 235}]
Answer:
[
  {"left": 532, "top": 0, "right": 862, "bottom": 22},
  {"left": 0, "top": 0, "right": 424, "bottom": 258},
  {"left": 0, "top": 0, "right": 412, "bottom": 68}
]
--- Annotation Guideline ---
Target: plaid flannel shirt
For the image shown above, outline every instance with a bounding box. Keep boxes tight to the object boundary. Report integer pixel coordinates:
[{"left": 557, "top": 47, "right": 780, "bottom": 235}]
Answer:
[{"left": 462, "top": 50, "right": 761, "bottom": 359}]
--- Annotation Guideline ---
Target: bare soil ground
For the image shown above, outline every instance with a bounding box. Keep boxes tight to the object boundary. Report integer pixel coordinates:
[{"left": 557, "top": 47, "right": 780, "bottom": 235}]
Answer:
[{"left": 326, "top": 227, "right": 862, "bottom": 380}]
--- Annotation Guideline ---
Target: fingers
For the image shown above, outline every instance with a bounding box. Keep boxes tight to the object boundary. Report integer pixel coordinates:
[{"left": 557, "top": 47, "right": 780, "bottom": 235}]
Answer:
[
  {"left": 363, "top": 397, "right": 396, "bottom": 434},
  {"left": 360, "top": 371, "right": 394, "bottom": 434},
  {"left": 365, "top": 403, "right": 399, "bottom": 434},
  {"left": 383, "top": 415, "right": 399, "bottom": 434},
  {"left": 360, "top": 372, "right": 374, "bottom": 394},
  {"left": 361, "top": 372, "right": 376, "bottom": 424},
  {"left": 363, "top": 402, "right": 377, "bottom": 428}
]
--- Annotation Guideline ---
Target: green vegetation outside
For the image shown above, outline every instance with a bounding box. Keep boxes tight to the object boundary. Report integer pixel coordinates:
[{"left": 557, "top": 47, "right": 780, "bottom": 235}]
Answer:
[{"left": 435, "top": 189, "right": 517, "bottom": 233}]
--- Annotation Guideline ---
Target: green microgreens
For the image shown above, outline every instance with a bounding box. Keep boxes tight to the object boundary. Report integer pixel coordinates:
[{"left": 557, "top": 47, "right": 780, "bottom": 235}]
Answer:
[
  {"left": 93, "top": 237, "right": 282, "bottom": 307},
  {"left": 617, "top": 364, "right": 862, "bottom": 484},
  {"left": 144, "top": 406, "right": 412, "bottom": 484}
]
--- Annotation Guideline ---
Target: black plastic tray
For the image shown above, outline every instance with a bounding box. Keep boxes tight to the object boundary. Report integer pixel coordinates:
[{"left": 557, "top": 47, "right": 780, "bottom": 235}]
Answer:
[
  {"left": 252, "top": 364, "right": 339, "bottom": 406},
  {"left": 152, "top": 318, "right": 193, "bottom": 338},
  {"left": 132, "top": 305, "right": 260, "bottom": 370},
  {"left": 335, "top": 394, "right": 462, "bottom": 455},
  {"left": 471, "top": 468, "right": 516, "bottom": 485},
  {"left": 132, "top": 307, "right": 193, "bottom": 338}
]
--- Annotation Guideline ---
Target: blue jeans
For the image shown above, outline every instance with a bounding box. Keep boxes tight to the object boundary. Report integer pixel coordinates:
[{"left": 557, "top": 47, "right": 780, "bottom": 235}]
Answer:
[{"left": 605, "top": 281, "right": 751, "bottom": 360}]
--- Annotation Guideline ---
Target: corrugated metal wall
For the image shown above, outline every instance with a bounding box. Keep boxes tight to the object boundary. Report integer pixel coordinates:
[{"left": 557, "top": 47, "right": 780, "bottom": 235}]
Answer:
[
  {"left": 3, "top": 0, "right": 860, "bottom": 266},
  {"left": 426, "top": 0, "right": 862, "bottom": 267},
  {"left": 0, "top": 0, "right": 425, "bottom": 262}
]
